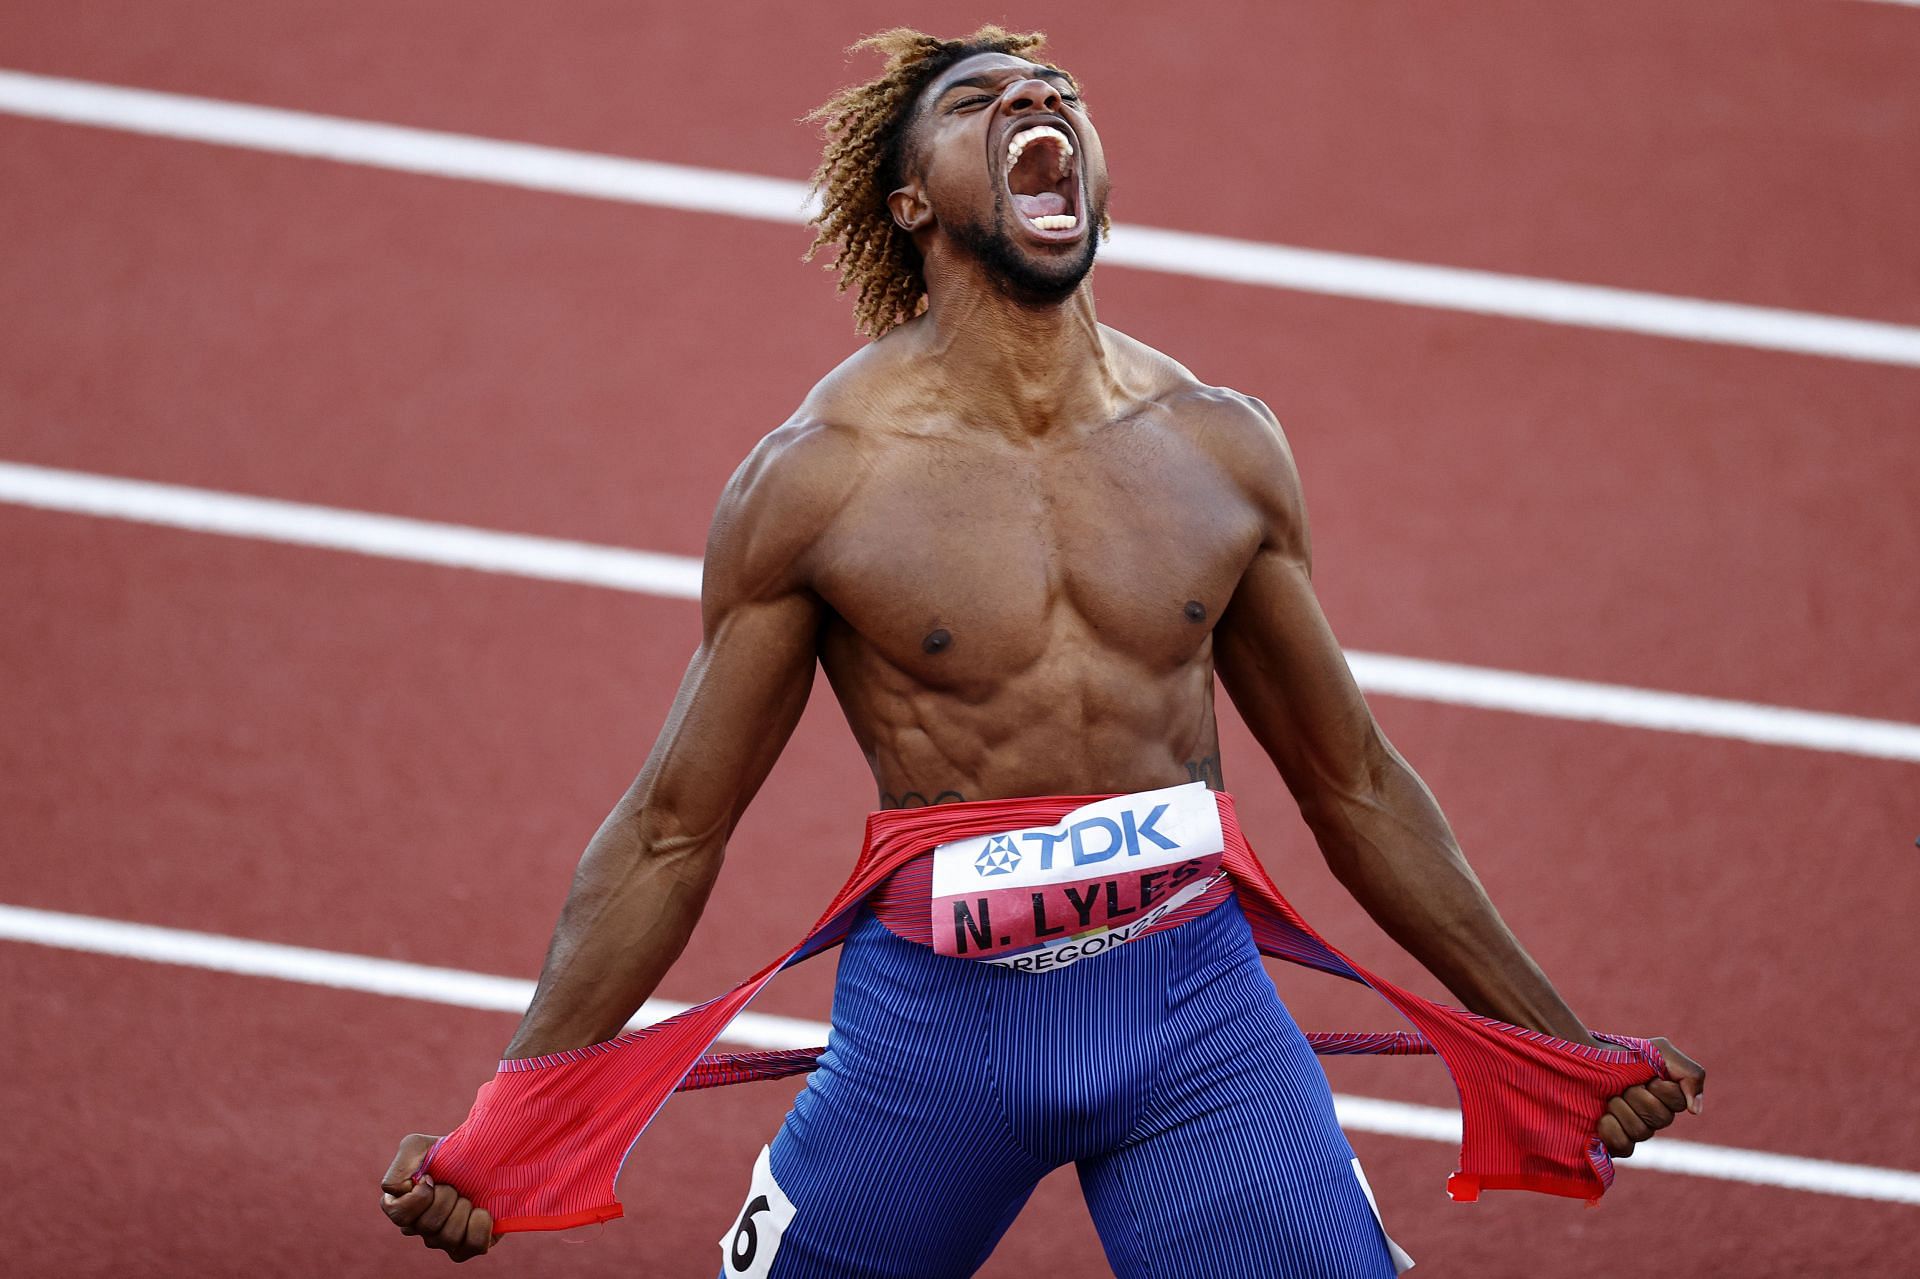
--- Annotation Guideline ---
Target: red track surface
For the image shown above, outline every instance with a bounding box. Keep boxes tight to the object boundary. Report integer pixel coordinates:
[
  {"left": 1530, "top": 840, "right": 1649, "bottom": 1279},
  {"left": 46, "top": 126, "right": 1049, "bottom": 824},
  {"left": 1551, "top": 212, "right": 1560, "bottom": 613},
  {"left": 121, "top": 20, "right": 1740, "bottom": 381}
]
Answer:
[{"left": 3, "top": 3, "right": 1917, "bottom": 1276}]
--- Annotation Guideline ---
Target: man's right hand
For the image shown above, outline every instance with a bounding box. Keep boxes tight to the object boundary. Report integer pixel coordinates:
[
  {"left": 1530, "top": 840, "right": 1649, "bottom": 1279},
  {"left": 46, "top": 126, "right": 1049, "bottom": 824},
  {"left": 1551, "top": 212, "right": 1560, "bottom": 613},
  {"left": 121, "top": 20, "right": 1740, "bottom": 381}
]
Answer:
[{"left": 380, "top": 1133, "right": 499, "bottom": 1263}]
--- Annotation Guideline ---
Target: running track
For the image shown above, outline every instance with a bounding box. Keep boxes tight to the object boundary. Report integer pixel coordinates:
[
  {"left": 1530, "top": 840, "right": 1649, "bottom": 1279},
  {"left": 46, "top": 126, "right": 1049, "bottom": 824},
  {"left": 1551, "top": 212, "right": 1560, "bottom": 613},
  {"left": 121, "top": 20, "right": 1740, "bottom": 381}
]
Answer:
[{"left": 2, "top": 3, "right": 1916, "bottom": 1275}]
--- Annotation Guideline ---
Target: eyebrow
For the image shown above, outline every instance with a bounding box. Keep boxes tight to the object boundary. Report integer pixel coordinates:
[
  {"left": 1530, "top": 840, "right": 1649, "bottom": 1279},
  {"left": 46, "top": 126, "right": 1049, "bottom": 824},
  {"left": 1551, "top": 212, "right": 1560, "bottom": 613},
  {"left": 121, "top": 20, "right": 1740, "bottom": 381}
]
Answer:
[{"left": 935, "top": 66, "right": 1077, "bottom": 98}]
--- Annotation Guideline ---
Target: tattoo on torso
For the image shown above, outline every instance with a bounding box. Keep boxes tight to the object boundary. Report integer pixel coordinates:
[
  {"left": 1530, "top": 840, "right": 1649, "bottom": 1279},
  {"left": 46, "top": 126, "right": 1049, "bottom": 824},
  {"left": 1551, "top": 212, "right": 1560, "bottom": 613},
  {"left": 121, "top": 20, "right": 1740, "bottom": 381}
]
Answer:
[
  {"left": 1184, "top": 754, "right": 1224, "bottom": 789},
  {"left": 879, "top": 789, "right": 968, "bottom": 809}
]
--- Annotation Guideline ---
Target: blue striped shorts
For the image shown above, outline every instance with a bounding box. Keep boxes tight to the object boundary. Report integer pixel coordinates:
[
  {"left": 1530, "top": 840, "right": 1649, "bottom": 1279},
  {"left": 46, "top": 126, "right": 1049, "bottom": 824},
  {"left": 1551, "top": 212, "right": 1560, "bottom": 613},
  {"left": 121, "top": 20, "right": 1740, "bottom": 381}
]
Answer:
[{"left": 718, "top": 893, "right": 1405, "bottom": 1278}]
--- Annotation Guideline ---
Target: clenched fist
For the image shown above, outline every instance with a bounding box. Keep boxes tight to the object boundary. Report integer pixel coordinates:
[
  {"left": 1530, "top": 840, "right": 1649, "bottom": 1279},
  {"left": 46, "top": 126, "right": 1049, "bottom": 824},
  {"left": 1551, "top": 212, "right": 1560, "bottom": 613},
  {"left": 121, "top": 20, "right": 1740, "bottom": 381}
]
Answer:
[
  {"left": 380, "top": 1133, "right": 500, "bottom": 1264},
  {"left": 1596, "top": 1037, "right": 1705, "bottom": 1159}
]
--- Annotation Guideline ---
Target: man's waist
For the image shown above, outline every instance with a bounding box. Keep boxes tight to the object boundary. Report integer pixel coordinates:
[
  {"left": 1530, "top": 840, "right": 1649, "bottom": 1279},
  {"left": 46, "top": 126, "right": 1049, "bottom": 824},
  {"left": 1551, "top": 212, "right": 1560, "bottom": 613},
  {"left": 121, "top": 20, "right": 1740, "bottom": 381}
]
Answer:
[{"left": 860, "top": 783, "right": 1237, "bottom": 971}]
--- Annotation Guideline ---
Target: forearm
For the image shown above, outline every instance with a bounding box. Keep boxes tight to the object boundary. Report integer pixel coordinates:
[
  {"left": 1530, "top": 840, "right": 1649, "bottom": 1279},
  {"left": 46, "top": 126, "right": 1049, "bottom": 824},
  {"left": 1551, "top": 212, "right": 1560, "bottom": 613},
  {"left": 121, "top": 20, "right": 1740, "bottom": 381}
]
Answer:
[
  {"left": 501, "top": 804, "right": 725, "bottom": 1058},
  {"left": 1303, "top": 750, "right": 1600, "bottom": 1045}
]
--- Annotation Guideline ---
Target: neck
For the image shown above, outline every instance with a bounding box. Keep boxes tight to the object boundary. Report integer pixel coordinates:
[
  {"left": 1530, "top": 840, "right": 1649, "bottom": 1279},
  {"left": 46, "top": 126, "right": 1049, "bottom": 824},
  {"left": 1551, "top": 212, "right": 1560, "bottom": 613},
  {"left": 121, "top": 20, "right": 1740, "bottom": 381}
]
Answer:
[{"left": 910, "top": 248, "right": 1121, "bottom": 437}]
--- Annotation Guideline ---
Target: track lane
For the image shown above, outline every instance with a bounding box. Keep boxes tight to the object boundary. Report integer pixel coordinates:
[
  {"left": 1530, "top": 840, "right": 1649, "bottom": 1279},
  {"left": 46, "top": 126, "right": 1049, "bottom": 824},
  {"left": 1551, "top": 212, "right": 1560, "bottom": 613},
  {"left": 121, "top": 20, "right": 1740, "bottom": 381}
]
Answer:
[
  {"left": 3, "top": 3, "right": 1914, "bottom": 1274},
  {"left": 2, "top": 119, "right": 1916, "bottom": 720},
  {"left": 12, "top": 458, "right": 1916, "bottom": 762},
  {"left": 4, "top": 0, "right": 1916, "bottom": 324},
  {"left": 14, "top": 900, "right": 1920, "bottom": 1206},
  {"left": 1, "top": 938, "right": 1905, "bottom": 1278},
  {"left": 4, "top": 507, "right": 1915, "bottom": 1174},
  {"left": 7, "top": 69, "right": 1917, "bottom": 369}
]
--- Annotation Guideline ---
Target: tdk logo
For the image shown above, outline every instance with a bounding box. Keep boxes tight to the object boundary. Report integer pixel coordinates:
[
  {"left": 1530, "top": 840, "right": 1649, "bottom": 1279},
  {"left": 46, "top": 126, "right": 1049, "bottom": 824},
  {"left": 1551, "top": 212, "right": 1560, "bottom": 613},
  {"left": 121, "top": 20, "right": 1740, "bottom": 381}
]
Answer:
[
  {"left": 974, "top": 835, "right": 1021, "bottom": 876},
  {"left": 1022, "top": 804, "right": 1180, "bottom": 872}
]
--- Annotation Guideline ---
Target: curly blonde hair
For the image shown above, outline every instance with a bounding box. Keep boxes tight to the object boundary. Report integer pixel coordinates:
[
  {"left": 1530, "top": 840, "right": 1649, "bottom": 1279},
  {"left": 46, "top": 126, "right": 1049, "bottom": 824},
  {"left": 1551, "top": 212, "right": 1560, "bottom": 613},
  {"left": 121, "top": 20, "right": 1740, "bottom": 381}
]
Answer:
[{"left": 804, "top": 25, "right": 1053, "bottom": 338}]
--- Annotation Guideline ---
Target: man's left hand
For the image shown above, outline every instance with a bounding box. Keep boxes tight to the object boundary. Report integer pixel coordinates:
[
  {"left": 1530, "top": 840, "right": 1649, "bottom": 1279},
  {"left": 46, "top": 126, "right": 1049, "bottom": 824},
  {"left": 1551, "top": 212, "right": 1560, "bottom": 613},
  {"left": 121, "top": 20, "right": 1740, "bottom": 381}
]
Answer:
[{"left": 1596, "top": 1037, "right": 1704, "bottom": 1159}]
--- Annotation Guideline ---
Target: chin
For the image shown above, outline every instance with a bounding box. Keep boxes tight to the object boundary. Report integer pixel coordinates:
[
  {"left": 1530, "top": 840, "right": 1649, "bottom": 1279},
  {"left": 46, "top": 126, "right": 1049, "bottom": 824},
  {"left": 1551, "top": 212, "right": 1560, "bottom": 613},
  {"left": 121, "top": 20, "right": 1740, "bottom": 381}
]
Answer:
[{"left": 951, "top": 203, "right": 1101, "bottom": 305}]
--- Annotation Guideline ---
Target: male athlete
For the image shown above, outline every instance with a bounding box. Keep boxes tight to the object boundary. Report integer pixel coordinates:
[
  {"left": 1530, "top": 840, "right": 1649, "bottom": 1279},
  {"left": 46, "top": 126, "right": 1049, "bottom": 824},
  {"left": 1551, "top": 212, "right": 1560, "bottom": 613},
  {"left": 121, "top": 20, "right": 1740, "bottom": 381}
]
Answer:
[{"left": 379, "top": 26, "right": 1704, "bottom": 1276}]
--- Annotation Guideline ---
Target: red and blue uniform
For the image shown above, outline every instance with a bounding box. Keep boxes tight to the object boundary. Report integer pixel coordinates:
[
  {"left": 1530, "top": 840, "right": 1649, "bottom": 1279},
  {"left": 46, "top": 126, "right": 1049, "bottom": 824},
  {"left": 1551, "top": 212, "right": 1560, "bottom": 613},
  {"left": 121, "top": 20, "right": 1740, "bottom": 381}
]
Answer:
[{"left": 421, "top": 787, "right": 1667, "bottom": 1276}]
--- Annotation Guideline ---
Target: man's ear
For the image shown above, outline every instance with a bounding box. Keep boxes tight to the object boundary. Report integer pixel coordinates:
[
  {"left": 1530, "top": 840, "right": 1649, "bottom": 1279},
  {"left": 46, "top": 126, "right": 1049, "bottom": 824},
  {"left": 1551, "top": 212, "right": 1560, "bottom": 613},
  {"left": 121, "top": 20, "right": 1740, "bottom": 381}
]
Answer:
[{"left": 888, "top": 182, "right": 932, "bottom": 234}]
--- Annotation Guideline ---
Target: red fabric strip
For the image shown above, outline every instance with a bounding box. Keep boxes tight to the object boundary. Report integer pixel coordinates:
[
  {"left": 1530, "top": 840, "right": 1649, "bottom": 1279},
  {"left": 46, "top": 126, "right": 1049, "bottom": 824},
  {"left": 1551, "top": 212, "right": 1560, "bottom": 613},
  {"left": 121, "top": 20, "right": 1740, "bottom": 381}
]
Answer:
[{"left": 422, "top": 791, "right": 1663, "bottom": 1231}]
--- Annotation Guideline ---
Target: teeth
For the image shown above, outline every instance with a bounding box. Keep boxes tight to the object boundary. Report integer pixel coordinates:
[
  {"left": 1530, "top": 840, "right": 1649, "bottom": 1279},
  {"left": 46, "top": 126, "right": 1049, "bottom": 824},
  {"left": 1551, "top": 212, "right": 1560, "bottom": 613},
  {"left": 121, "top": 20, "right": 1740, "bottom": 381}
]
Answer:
[
  {"left": 1006, "top": 125, "right": 1074, "bottom": 168},
  {"left": 1031, "top": 214, "right": 1078, "bottom": 230}
]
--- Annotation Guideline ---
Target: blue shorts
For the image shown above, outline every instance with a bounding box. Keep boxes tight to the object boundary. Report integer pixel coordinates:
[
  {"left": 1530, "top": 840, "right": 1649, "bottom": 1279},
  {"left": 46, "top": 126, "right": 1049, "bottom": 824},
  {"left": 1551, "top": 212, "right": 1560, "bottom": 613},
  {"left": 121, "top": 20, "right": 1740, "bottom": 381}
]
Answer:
[{"left": 718, "top": 895, "right": 1405, "bottom": 1278}]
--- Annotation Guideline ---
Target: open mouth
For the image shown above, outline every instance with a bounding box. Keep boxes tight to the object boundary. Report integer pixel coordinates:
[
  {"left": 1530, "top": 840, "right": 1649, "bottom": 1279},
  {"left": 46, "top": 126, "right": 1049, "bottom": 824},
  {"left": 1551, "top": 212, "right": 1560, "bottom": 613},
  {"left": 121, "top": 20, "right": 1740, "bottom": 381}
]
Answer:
[{"left": 1003, "top": 123, "right": 1082, "bottom": 239}]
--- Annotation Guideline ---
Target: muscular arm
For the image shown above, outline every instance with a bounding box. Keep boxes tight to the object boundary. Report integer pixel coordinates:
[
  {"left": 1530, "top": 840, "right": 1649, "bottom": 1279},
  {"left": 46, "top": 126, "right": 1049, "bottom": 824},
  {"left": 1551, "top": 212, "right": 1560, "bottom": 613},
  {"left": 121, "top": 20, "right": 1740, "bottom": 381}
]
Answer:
[
  {"left": 500, "top": 425, "right": 841, "bottom": 1057},
  {"left": 379, "top": 425, "right": 853, "bottom": 1259},
  {"left": 1209, "top": 401, "right": 1600, "bottom": 1045}
]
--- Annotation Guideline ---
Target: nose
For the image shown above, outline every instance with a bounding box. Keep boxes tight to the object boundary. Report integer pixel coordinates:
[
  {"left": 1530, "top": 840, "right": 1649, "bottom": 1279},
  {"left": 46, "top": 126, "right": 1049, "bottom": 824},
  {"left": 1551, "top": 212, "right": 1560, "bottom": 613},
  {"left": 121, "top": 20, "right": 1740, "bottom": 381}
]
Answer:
[{"left": 1002, "top": 77, "right": 1063, "bottom": 115}]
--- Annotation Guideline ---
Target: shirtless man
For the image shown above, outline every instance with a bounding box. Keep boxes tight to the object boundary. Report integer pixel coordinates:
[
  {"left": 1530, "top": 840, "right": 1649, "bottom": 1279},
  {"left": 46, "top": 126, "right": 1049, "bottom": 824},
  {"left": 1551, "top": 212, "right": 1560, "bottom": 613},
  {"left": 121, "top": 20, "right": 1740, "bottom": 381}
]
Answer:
[{"left": 379, "top": 26, "right": 1703, "bottom": 1276}]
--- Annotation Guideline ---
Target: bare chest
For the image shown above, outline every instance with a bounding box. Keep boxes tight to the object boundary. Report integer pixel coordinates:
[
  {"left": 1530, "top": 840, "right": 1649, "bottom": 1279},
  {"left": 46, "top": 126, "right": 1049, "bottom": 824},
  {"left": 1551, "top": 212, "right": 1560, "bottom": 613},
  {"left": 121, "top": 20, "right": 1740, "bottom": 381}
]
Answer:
[{"left": 813, "top": 423, "right": 1262, "bottom": 681}]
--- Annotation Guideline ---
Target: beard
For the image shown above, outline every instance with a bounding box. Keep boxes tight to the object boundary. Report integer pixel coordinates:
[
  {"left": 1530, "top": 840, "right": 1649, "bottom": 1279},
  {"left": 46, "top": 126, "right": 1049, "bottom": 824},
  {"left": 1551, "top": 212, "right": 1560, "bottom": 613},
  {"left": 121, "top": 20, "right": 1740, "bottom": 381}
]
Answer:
[{"left": 947, "top": 188, "right": 1104, "bottom": 304}]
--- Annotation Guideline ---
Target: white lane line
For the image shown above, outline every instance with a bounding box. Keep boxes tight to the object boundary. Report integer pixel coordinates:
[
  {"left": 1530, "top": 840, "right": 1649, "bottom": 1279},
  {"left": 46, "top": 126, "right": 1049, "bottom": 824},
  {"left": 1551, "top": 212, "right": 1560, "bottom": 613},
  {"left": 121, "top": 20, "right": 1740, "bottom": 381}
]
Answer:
[
  {"left": 0, "top": 458, "right": 701, "bottom": 599},
  {"left": 0, "top": 903, "right": 827, "bottom": 1057},
  {"left": 6, "top": 458, "right": 1917, "bottom": 764},
  {"left": 1344, "top": 653, "right": 1920, "bottom": 762},
  {"left": 1105, "top": 225, "right": 1920, "bottom": 367},
  {"left": 4, "top": 901, "right": 1917, "bottom": 1206},
  {"left": 2, "top": 68, "right": 1918, "bottom": 369}
]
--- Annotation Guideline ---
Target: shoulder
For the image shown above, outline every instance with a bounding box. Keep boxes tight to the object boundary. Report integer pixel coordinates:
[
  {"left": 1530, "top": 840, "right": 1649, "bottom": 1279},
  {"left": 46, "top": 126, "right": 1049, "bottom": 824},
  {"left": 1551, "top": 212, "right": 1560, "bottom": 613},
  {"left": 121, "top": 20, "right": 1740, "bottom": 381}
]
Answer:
[
  {"left": 1103, "top": 329, "right": 1290, "bottom": 458},
  {"left": 706, "top": 364, "right": 882, "bottom": 605},
  {"left": 711, "top": 322, "right": 967, "bottom": 572},
  {"left": 716, "top": 337, "right": 907, "bottom": 518},
  {"left": 1104, "top": 329, "right": 1304, "bottom": 529},
  {"left": 714, "top": 419, "right": 853, "bottom": 532},
  {"left": 1187, "top": 388, "right": 1303, "bottom": 528},
  {"left": 1187, "top": 389, "right": 1306, "bottom": 558}
]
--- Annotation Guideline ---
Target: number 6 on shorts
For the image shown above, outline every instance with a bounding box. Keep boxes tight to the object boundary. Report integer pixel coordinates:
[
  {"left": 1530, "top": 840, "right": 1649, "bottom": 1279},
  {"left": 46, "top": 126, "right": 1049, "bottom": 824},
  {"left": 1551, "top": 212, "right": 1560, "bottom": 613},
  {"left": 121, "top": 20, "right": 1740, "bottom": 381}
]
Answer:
[{"left": 720, "top": 1145, "right": 797, "bottom": 1279}]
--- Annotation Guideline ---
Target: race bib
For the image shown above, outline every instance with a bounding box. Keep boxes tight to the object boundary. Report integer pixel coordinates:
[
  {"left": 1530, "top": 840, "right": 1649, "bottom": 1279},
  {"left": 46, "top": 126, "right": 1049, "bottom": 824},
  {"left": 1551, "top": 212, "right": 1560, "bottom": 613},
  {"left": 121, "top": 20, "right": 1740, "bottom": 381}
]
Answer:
[
  {"left": 719, "top": 1146, "right": 796, "bottom": 1279},
  {"left": 930, "top": 783, "right": 1226, "bottom": 972}
]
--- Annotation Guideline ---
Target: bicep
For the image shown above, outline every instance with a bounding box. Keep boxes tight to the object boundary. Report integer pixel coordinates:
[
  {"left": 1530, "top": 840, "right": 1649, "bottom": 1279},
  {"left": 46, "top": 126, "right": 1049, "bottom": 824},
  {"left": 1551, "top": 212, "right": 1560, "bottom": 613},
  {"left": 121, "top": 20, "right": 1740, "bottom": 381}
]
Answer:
[
  {"left": 630, "top": 589, "right": 820, "bottom": 838},
  {"left": 619, "top": 426, "right": 839, "bottom": 837},
  {"left": 1214, "top": 543, "right": 1383, "bottom": 808},
  {"left": 1205, "top": 394, "right": 1387, "bottom": 802}
]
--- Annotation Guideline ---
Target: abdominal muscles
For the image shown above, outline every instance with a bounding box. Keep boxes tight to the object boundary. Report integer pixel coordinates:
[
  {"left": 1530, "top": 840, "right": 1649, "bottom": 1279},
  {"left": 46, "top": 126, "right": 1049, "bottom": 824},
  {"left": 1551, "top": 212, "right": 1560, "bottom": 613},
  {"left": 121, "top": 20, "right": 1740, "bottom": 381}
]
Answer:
[{"left": 834, "top": 640, "right": 1222, "bottom": 808}]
